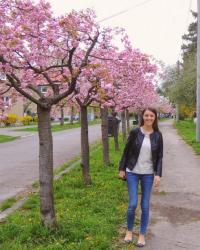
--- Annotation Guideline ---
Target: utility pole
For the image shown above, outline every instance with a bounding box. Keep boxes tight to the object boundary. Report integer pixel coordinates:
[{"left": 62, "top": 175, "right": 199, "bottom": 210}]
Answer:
[
  {"left": 176, "top": 60, "right": 180, "bottom": 123},
  {"left": 197, "top": 0, "right": 200, "bottom": 141}
]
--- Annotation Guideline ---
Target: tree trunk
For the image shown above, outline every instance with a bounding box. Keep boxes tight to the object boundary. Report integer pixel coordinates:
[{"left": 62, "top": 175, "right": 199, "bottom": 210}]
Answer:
[
  {"left": 80, "top": 106, "right": 92, "bottom": 185},
  {"left": 121, "top": 110, "right": 126, "bottom": 143},
  {"left": 70, "top": 106, "right": 74, "bottom": 124},
  {"left": 100, "top": 107, "right": 110, "bottom": 166},
  {"left": 112, "top": 114, "right": 119, "bottom": 151},
  {"left": 138, "top": 112, "right": 142, "bottom": 126},
  {"left": 37, "top": 105, "right": 56, "bottom": 228},
  {"left": 126, "top": 108, "right": 130, "bottom": 133},
  {"left": 78, "top": 111, "right": 81, "bottom": 123},
  {"left": 176, "top": 103, "right": 179, "bottom": 122},
  {"left": 60, "top": 107, "right": 64, "bottom": 126}
]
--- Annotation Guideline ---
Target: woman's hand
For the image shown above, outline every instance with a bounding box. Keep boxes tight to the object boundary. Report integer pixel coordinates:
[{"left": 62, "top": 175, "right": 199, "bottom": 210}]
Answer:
[
  {"left": 154, "top": 175, "right": 161, "bottom": 187},
  {"left": 119, "top": 170, "right": 126, "bottom": 180}
]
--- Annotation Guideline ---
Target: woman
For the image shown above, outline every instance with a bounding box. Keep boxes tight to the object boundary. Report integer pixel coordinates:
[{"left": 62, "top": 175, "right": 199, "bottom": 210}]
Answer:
[{"left": 119, "top": 107, "right": 163, "bottom": 247}]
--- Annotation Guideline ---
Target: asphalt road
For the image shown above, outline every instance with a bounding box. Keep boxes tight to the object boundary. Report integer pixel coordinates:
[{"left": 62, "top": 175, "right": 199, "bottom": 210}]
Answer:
[{"left": 0, "top": 124, "right": 102, "bottom": 203}]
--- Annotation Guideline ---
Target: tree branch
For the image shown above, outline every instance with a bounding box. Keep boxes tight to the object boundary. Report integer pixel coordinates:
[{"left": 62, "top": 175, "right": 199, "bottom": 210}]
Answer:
[
  {"left": 6, "top": 74, "right": 47, "bottom": 108},
  {"left": 89, "top": 54, "right": 114, "bottom": 61},
  {"left": 80, "top": 33, "right": 99, "bottom": 68},
  {"left": 0, "top": 86, "right": 12, "bottom": 95},
  {"left": 68, "top": 47, "right": 76, "bottom": 74},
  {"left": 27, "top": 84, "right": 45, "bottom": 98}
]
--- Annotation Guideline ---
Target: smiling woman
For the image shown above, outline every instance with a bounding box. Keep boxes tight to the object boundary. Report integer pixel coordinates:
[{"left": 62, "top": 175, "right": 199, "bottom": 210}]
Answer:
[{"left": 119, "top": 107, "right": 163, "bottom": 247}]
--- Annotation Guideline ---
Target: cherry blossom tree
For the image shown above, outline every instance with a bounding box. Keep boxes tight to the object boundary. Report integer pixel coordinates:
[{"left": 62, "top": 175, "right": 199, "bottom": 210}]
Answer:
[
  {"left": 0, "top": 0, "right": 118, "bottom": 227},
  {"left": 97, "top": 47, "right": 159, "bottom": 145},
  {"left": 0, "top": 0, "right": 173, "bottom": 228}
]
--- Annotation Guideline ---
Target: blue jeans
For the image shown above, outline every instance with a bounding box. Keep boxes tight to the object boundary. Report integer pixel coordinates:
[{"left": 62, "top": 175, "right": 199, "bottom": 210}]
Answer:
[{"left": 126, "top": 172, "right": 154, "bottom": 234}]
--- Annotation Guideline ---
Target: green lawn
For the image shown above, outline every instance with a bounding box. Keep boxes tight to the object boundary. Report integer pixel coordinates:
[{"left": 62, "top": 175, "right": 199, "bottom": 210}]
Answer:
[
  {"left": 0, "top": 135, "right": 18, "bottom": 143},
  {"left": 175, "top": 120, "right": 200, "bottom": 154},
  {"left": 14, "top": 119, "right": 101, "bottom": 133},
  {"left": 0, "top": 136, "right": 138, "bottom": 250}
]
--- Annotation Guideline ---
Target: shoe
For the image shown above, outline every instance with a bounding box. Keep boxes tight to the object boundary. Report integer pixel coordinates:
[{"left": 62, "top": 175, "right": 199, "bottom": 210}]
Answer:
[
  {"left": 124, "top": 231, "right": 133, "bottom": 243},
  {"left": 136, "top": 241, "right": 146, "bottom": 247},
  {"left": 124, "top": 238, "right": 133, "bottom": 243}
]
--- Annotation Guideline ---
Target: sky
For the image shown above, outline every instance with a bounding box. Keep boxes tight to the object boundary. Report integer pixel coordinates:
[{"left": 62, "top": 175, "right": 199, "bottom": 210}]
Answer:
[{"left": 46, "top": 0, "right": 197, "bottom": 66}]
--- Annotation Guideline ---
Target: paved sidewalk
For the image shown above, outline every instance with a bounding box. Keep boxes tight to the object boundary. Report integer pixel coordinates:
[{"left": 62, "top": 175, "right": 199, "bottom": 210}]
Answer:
[{"left": 141, "top": 120, "right": 200, "bottom": 250}]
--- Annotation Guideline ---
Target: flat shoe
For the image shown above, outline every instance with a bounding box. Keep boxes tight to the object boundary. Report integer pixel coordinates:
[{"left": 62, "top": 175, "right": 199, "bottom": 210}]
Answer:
[
  {"left": 124, "top": 239, "right": 133, "bottom": 243},
  {"left": 136, "top": 242, "right": 146, "bottom": 247}
]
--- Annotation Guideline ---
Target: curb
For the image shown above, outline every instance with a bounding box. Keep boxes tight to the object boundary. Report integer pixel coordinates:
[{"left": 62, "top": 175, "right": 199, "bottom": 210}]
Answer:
[{"left": 20, "top": 133, "right": 35, "bottom": 139}]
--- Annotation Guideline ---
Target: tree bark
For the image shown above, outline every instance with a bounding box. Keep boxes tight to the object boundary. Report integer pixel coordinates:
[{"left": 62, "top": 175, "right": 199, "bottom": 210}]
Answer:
[
  {"left": 126, "top": 108, "right": 130, "bottom": 133},
  {"left": 121, "top": 110, "right": 126, "bottom": 143},
  {"left": 80, "top": 105, "right": 92, "bottom": 185},
  {"left": 78, "top": 111, "right": 81, "bottom": 123},
  {"left": 112, "top": 114, "right": 119, "bottom": 151},
  {"left": 138, "top": 112, "right": 142, "bottom": 126},
  {"left": 70, "top": 106, "right": 74, "bottom": 124},
  {"left": 100, "top": 107, "right": 110, "bottom": 166},
  {"left": 60, "top": 107, "right": 64, "bottom": 126},
  {"left": 37, "top": 105, "right": 56, "bottom": 228}
]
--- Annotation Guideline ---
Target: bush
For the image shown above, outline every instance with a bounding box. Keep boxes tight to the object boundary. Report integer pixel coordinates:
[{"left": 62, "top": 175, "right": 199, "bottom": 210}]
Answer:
[
  {"left": 20, "top": 115, "right": 33, "bottom": 125},
  {"left": 1, "top": 114, "right": 18, "bottom": 126},
  {"left": 33, "top": 115, "right": 38, "bottom": 123},
  {"left": 180, "top": 104, "right": 195, "bottom": 120},
  {"left": 64, "top": 117, "right": 69, "bottom": 121}
]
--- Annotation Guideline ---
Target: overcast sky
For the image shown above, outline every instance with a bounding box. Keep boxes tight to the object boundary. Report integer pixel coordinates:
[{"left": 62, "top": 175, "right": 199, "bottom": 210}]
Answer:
[{"left": 46, "top": 0, "right": 197, "bottom": 66}]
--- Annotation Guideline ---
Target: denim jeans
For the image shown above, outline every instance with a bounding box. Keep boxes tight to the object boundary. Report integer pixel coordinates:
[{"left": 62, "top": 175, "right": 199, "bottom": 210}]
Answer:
[{"left": 126, "top": 172, "right": 154, "bottom": 234}]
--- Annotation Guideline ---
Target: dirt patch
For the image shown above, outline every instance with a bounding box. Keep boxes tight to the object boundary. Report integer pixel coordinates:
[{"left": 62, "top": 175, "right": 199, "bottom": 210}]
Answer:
[
  {"left": 153, "top": 190, "right": 168, "bottom": 196},
  {"left": 151, "top": 203, "right": 200, "bottom": 224}
]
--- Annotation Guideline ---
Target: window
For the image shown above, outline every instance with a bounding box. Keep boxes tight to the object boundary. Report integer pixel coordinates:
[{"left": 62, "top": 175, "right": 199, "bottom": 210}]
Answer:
[
  {"left": 38, "top": 85, "right": 48, "bottom": 94},
  {"left": 2, "top": 96, "right": 11, "bottom": 107},
  {"left": 0, "top": 72, "right": 6, "bottom": 80},
  {"left": 3, "top": 96, "right": 9, "bottom": 102}
]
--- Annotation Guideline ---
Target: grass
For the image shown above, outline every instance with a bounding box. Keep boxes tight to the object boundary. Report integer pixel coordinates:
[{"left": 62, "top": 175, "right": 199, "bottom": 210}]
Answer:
[
  {"left": 158, "top": 117, "right": 172, "bottom": 122},
  {"left": 0, "top": 136, "right": 138, "bottom": 250},
  {"left": 175, "top": 120, "right": 200, "bottom": 154},
  {"left": 0, "top": 198, "right": 17, "bottom": 212},
  {"left": 31, "top": 156, "right": 81, "bottom": 190},
  {"left": 14, "top": 119, "right": 101, "bottom": 133},
  {"left": 0, "top": 135, "right": 18, "bottom": 143}
]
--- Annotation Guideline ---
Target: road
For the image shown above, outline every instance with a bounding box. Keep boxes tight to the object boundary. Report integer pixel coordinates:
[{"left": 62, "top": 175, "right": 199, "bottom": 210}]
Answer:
[{"left": 0, "top": 124, "right": 102, "bottom": 203}]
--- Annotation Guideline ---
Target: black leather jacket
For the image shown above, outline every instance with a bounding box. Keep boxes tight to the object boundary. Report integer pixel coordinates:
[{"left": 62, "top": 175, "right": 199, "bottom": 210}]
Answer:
[{"left": 119, "top": 127, "right": 163, "bottom": 177}]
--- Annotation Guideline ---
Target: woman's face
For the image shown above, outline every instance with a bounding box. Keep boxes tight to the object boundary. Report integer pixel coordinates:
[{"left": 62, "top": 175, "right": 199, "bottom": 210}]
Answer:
[{"left": 143, "top": 109, "right": 156, "bottom": 127}]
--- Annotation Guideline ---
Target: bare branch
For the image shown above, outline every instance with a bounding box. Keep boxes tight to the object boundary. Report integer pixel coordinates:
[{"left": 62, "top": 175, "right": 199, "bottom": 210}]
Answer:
[
  {"left": 42, "top": 72, "right": 60, "bottom": 96},
  {"left": 68, "top": 47, "right": 76, "bottom": 74},
  {"left": 0, "top": 86, "right": 12, "bottom": 95},
  {"left": 75, "top": 96, "right": 83, "bottom": 106},
  {"left": 80, "top": 32, "right": 99, "bottom": 68},
  {"left": 6, "top": 74, "right": 47, "bottom": 108},
  {"left": 27, "top": 84, "right": 45, "bottom": 98},
  {"left": 89, "top": 54, "right": 114, "bottom": 61}
]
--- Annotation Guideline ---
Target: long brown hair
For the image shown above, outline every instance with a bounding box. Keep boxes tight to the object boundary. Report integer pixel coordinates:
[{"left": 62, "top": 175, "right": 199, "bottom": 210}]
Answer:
[{"left": 140, "top": 107, "right": 159, "bottom": 131}]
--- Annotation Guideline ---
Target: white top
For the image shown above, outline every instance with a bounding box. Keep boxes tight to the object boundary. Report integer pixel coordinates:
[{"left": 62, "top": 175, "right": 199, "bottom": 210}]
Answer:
[{"left": 126, "top": 127, "right": 154, "bottom": 174}]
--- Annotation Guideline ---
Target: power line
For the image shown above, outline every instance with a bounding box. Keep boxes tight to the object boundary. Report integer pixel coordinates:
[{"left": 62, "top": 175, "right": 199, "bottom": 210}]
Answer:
[{"left": 98, "top": 0, "right": 155, "bottom": 23}]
